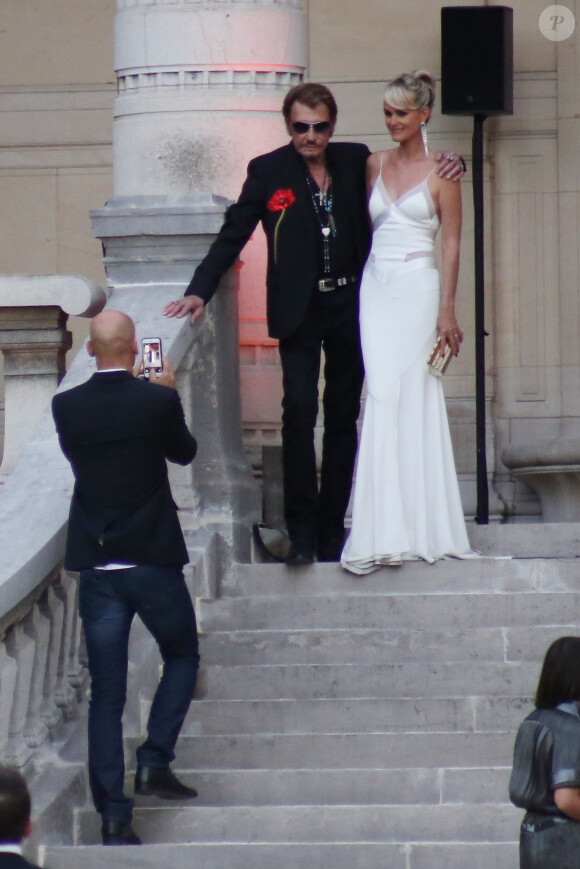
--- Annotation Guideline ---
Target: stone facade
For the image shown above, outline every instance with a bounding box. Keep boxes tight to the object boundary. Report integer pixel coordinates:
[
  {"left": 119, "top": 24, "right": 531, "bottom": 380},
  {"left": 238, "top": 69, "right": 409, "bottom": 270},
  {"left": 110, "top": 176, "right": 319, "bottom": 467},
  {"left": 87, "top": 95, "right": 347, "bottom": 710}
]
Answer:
[{"left": 0, "top": 0, "right": 578, "bottom": 519}]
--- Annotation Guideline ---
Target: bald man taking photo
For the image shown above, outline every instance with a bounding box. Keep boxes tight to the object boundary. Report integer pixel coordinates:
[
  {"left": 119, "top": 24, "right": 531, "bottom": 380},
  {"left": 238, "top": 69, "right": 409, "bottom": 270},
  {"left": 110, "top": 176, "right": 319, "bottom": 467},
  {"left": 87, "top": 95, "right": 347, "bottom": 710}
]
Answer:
[{"left": 52, "top": 310, "right": 199, "bottom": 846}]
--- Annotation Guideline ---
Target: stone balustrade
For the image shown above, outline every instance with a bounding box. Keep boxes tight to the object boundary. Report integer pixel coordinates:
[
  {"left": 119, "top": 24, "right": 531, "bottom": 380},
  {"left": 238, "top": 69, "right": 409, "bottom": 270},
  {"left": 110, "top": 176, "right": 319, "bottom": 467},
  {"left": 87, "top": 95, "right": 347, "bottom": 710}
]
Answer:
[
  {"left": 0, "top": 565, "right": 86, "bottom": 768},
  {"left": 0, "top": 275, "right": 105, "bottom": 768},
  {"left": 0, "top": 275, "right": 107, "bottom": 476},
  {"left": 0, "top": 260, "right": 259, "bottom": 788},
  {"left": 0, "top": 195, "right": 260, "bottom": 828},
  {"left": 0, "top": 349, "right": 90, "bottom": 772}
]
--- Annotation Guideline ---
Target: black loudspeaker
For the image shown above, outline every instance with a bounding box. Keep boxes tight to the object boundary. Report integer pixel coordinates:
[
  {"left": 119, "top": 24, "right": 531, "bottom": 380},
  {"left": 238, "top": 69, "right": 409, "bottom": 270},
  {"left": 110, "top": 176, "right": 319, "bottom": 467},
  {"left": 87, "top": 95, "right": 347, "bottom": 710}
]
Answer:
[{"left": 441, "top": 6, "right": 513, "bottom": 116}]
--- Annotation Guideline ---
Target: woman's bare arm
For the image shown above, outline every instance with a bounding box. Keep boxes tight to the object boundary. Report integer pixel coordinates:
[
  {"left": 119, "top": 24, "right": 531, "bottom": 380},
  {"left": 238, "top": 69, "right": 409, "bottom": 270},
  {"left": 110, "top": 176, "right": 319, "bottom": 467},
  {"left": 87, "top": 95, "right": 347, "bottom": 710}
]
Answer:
[
  {"left": 433, "top": 176, "right": 463, "bottom": 356},
  {"left": 554, "top": 787, "right": 580, "bottom": 822}
]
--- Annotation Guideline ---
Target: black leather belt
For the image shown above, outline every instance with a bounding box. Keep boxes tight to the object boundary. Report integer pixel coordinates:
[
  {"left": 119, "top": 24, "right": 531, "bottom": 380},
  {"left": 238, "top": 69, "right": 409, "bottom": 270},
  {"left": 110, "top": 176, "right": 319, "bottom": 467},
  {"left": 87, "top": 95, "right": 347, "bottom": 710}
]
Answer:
[{"left": 317, "top": 275, "right": 358, "bottom": 292}]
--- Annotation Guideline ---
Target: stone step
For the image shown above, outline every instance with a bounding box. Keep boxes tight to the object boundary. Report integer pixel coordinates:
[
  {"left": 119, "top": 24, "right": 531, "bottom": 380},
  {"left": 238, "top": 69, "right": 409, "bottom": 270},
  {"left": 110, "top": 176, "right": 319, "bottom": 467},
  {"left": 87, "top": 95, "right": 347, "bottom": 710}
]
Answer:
[
  {"left": 116, "top": 766, "right": 511, "bottom": 807},
  {"left": 125, "top": 731, "right": 515, "bottom": 769},
  {"left": 75, "top": 802, "right": 521, "bottom": 846},
  {"left": 49, "top": 551, "right": 553, "bottom": 869},
  {"left": 198, "top": 590, "right": 580, "bottom": 632},
  {"left": 175, "top": 695, "right": 533, "bottom": 735},
  {"left": 199, "top": 624, "right": 572, "bottom": 666},
  {"left": 192, "top": 661, "right": 537, "bottom": 700},
  {"left": 221, "top": 556, "right": 580, "bottom": 597},
  {"left": 42, "top": 840, "right": 519, "bottom": 869}
]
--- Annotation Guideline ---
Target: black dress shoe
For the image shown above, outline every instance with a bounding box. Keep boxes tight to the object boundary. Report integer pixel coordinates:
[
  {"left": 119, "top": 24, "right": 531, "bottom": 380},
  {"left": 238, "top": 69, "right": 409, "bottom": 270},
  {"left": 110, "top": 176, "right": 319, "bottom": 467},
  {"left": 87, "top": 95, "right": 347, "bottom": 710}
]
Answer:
[
  {"left": 317, "top": 529, "right": 345, "bottom": 562},
  {"left": 101, "top": 820, "right": 141, "bottom": 846},
  {"left": 285, "top": 541, "right": 314, "bottom": 566},
  {"left": 317, "top": 549, "right": 341, "bottom": 563},
  {"left": 317, "top": 541, "right": 344, "bottom": 562},
  {"left": 135, "top": 765, "right": 198, "bottom": 800}
]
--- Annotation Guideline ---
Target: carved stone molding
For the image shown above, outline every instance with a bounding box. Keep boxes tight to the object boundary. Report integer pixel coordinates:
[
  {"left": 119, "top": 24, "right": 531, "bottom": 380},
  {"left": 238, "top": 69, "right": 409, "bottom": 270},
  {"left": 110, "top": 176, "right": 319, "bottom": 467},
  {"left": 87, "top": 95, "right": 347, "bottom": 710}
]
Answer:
[
  {"left": 118, "top": 0, "right": 302, "bottom": 8},
  {"left": 117, "top": 68, "right": 302, "bottom": 94}
]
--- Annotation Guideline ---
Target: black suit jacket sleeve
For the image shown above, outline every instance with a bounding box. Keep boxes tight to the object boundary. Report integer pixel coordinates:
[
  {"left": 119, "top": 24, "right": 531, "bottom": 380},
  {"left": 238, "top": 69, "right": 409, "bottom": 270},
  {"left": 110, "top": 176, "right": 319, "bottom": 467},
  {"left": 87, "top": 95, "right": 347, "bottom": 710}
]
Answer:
[
  {"left": 0, "top": 854, "right": 42, "bottom": 869},
  {"left": 163, "top": 389, "right": 197, "bottom": 465},
  {"left": 185, "top": 156, "right": 267, "bottom": 304}
]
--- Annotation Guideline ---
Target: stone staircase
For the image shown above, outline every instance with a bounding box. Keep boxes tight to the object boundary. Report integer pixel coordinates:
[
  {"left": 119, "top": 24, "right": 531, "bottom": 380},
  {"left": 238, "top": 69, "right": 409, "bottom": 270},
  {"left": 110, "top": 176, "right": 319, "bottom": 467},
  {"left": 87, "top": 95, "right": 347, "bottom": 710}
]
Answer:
[{"left": 43, "top": 552, "right": 580, "bottom": 869}]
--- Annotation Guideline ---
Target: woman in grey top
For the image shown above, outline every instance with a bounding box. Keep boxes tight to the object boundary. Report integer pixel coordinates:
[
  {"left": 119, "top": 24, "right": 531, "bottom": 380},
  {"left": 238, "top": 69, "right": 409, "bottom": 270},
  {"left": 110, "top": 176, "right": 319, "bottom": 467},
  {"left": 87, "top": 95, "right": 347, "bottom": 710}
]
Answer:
[{"left": 510, "top": 636, "right": 580, "bottom": 868}]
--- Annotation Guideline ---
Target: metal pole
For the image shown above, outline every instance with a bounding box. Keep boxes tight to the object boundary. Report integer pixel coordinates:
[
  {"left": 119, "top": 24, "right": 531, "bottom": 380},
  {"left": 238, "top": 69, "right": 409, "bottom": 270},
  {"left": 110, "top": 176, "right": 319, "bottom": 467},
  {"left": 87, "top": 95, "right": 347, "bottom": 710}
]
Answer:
[{"left": 472, "top": 113, "right": 489, "bottom": 523}]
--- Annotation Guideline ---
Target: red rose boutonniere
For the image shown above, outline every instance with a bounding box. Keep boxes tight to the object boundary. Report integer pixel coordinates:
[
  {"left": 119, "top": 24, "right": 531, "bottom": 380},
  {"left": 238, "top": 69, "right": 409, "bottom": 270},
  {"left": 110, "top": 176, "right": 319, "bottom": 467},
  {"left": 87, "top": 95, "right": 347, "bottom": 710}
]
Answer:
[{"left": 267, "top": 188, "right": 296, "bottom": 263}]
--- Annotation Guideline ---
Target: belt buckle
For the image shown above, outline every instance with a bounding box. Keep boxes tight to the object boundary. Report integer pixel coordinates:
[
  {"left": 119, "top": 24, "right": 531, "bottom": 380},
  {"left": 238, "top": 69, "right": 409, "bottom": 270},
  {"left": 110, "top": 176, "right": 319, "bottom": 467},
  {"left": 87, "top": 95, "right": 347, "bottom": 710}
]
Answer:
[{"left": 318, "top": 278, "right": 336, "bottom": 292}]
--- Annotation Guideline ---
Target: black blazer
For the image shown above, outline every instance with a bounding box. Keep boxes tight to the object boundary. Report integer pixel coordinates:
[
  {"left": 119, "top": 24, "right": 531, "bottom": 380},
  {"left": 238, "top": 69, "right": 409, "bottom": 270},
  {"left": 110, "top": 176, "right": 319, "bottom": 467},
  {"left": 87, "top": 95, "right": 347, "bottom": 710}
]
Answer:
[
  {"left": 186, "top": 141, "right": 371, "bottom": 340},
  {"left": 0, "top": 854, "right": 41, "bottom": 869},
  {"left": 52, "top": 371, "right": 197, "bottom": 570}
]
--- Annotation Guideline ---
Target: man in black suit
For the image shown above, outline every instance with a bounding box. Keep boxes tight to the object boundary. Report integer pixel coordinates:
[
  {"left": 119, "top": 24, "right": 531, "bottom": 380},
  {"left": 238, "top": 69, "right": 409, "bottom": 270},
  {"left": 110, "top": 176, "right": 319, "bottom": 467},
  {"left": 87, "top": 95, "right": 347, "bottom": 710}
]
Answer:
[
  {"left": 52, "top": 310, "right": 199, "bottom": 846},
  {"left": 164, "top": 83, "right": 463, "bottom": 564},
  {"left": 0, "top": 768, "right": 41, "bottom": 869}
]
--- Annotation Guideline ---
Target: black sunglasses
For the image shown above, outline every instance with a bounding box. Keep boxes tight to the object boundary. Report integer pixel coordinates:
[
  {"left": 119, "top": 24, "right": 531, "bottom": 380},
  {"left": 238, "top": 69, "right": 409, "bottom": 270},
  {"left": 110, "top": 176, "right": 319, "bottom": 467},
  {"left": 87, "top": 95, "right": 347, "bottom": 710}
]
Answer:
[{"left": 291, "top": 121, "right": 332, "bottom": 134}]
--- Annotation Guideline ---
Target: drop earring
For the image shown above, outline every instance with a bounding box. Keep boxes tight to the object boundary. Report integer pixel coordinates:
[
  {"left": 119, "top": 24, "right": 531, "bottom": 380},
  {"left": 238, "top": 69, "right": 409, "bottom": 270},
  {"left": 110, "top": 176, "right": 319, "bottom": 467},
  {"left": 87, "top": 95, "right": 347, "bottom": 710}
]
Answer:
[{"left": 420, "top": 121, "right": 429, "bottom": 156}]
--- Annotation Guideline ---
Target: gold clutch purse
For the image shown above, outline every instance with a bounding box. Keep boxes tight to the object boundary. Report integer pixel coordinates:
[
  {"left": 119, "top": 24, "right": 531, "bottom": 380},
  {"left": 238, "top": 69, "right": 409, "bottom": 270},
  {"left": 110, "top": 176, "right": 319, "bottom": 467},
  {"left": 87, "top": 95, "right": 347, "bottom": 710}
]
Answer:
[{"left": 427, "top": 341, "right": 453, "bottom": 377}]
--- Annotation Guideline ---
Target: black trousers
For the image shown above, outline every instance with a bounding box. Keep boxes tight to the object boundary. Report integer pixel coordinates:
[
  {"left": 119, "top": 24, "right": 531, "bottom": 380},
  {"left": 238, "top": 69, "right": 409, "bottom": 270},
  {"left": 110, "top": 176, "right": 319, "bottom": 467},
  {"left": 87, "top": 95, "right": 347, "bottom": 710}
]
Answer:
[
  {"left": 278, "top": 284, "right": 364, "bottom": 548},
  {"left": 520, "top": 814, "right": 580, "bottom": 868}
]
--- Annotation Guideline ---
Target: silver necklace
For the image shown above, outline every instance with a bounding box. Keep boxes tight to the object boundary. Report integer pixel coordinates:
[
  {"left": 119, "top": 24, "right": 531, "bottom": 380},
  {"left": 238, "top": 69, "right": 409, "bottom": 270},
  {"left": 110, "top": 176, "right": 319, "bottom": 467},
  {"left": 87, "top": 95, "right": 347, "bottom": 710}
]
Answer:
[{"left": 305, "top": 171, "right": 336, "bottom": 272}]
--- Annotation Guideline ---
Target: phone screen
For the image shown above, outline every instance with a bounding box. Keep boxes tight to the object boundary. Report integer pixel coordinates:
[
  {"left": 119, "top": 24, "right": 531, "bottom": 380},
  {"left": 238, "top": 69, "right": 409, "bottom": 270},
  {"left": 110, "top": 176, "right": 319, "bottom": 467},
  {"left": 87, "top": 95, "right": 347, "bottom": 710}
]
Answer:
[{"left": 142, "top": 338, "right": 163, "bottom": 374}]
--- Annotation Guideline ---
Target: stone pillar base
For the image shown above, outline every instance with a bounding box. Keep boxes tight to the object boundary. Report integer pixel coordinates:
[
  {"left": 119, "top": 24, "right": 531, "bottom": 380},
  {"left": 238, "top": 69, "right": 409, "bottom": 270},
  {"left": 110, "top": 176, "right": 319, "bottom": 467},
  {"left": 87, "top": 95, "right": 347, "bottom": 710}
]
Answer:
[{"left": 91, "top": 195, "right": 261, "bottom": 563}]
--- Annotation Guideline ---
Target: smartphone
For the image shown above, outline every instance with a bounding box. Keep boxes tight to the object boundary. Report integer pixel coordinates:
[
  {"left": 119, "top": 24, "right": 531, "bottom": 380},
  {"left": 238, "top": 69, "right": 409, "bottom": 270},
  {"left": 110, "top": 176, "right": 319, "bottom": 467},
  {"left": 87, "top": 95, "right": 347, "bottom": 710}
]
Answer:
[{"left": 142, "top": 337, "right": 163, "bottom": 378}]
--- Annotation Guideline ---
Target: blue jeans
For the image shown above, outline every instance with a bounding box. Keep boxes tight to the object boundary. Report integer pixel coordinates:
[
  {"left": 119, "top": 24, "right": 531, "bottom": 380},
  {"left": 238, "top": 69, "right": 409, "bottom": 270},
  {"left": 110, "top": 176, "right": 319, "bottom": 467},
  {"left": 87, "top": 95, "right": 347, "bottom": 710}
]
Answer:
[{"left": 79, "top": 565, "right": 199, "bottom": 823}]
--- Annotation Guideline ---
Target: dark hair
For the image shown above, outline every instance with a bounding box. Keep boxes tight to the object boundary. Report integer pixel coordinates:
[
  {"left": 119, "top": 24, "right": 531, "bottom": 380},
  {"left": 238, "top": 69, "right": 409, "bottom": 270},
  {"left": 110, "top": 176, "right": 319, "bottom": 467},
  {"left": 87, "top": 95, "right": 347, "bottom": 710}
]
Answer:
[
  {"left": 535, "top": 636, "right": 580, "bottom": 709},
  {"left": 0, "top": 767, "right": 31, "bottom": 843},
  {"left": 282, "top": 83, "right": 338, "bottom": 122}
]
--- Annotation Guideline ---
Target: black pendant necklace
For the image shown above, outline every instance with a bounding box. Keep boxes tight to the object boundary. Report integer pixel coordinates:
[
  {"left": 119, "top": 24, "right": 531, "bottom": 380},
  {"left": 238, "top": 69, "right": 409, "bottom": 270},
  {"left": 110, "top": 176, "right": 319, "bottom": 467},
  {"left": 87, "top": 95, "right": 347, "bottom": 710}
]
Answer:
[{"left": 305, "top": 171, "right": 336, "bottom": 274}]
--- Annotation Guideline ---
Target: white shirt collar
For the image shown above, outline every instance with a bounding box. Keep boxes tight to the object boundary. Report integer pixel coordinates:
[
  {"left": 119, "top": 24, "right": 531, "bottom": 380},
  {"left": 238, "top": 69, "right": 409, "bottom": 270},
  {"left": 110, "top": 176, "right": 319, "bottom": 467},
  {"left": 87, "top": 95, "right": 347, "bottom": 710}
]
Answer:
[{"left": 0, "top": 844, "right": 23, "bottom": 855}]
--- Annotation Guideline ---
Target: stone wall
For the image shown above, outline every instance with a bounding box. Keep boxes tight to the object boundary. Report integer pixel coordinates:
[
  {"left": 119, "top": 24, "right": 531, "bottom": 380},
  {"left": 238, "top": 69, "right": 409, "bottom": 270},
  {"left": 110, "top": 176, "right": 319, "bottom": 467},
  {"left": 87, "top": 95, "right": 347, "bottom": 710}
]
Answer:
[{"left": 0, "top": 0, "right": 575, "bottom": 518}]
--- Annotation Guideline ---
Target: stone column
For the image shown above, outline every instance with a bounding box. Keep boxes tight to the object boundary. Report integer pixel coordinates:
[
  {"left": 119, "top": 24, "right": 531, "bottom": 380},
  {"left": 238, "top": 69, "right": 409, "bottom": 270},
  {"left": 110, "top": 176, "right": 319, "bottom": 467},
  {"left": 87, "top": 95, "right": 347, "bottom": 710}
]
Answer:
[
  {"left": 92, "top": 0, "right": 306, "bottom": 551},
  {"left": 113, "top": 0, "right": 306, "bottom": 200},
  {"left": 91, "top": 197, "right": 262, "bottom": 561}
]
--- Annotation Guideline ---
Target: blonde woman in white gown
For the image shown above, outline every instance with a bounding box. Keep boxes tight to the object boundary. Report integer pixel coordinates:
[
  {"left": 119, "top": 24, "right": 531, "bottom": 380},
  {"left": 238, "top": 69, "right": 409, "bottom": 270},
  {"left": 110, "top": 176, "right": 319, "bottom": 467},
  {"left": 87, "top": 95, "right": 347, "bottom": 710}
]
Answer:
[{"left": 341, "top": 71, "right": 473, "bottom": 574}]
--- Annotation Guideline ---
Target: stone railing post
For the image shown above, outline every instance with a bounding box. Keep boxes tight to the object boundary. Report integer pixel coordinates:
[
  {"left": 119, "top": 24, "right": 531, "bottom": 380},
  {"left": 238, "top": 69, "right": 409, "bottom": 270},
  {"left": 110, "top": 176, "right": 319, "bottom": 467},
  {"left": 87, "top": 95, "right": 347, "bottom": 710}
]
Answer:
[
  {"left": 4, "top": 621, "right": 37, "bottom": 767},
  {"left": 0, "top": 639, "right": 17, "bottom": 760},
  {"left": 0, "top": 276, "right": 106, "bottom": 476},
  {"left": 22, "top": 603, "right": 51, "bottom": 748},
  {"left": 0, "top": 564, "right": 87, "bottom": 769}
]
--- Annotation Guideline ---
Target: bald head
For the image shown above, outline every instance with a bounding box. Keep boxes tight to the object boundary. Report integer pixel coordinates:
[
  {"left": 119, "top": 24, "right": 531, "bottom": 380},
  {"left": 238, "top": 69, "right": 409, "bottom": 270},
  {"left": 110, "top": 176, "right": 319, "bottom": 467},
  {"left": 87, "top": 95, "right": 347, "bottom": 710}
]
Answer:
[{"left": 87, "top": 310, "right": 137, "bottom": 370}]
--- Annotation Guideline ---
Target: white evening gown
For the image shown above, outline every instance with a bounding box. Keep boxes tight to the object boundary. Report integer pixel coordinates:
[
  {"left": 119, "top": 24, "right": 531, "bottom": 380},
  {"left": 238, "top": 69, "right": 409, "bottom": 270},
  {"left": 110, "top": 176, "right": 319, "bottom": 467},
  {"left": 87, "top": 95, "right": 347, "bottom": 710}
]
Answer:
[{"left": 341, "top": 164, "right": 473, "bottom": 574}]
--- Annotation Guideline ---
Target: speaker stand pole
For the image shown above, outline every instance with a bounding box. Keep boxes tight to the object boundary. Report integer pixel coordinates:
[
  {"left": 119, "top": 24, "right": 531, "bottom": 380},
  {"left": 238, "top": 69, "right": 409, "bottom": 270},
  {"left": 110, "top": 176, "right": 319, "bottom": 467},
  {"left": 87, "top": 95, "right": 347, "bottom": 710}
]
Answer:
[{"left": 472, "top": 112, "right": 489, "bottom": 523}]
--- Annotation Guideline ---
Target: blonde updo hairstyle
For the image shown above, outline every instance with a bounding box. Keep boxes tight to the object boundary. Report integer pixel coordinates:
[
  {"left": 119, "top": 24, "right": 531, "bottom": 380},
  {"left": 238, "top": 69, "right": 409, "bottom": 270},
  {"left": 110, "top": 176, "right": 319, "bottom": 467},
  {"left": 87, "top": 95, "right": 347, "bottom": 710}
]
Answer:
[{"left": 383, "top": 70, "right": 436, "bottom": 118}]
